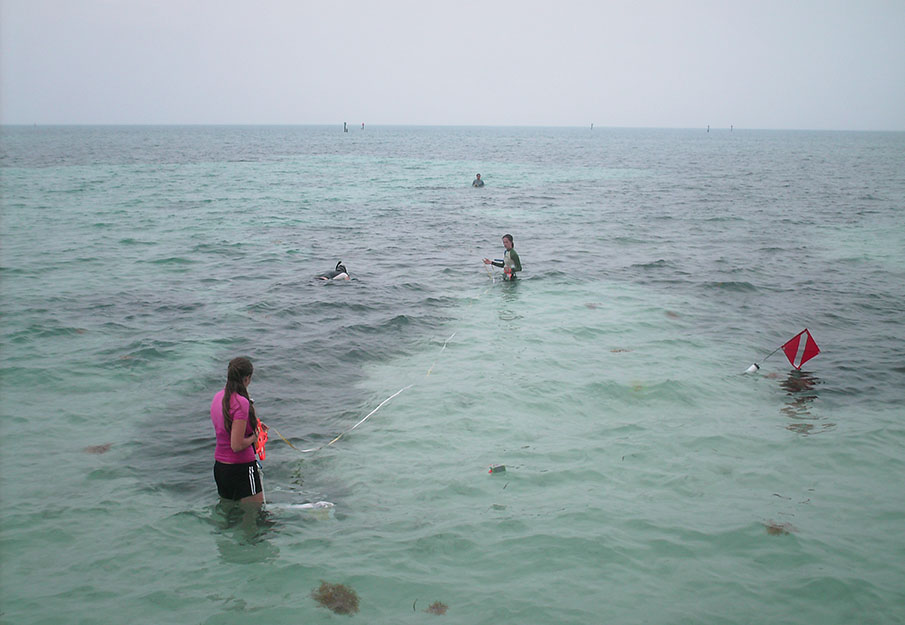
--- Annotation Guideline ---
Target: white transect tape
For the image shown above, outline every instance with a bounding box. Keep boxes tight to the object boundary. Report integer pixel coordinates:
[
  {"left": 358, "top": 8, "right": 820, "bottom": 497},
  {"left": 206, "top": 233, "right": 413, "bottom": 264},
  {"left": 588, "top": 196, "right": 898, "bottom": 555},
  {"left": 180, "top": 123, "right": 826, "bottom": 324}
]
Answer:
[
  {"left": 298, "top": 384, "right": 413, "bottom": 453},
  {"left": 284, "top": 266, "right": 494, "bottom": 454},
  {"left": 427, "top": 331, "right": 456, "bottom": 376}
]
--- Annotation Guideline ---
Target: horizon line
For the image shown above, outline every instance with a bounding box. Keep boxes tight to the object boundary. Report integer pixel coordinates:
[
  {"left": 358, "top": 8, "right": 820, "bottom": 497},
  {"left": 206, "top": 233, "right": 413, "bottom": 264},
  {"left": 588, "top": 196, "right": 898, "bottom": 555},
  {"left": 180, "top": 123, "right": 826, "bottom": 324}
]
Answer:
[{"left": 2, "top": 122, "right": 903, "bottom": 133}]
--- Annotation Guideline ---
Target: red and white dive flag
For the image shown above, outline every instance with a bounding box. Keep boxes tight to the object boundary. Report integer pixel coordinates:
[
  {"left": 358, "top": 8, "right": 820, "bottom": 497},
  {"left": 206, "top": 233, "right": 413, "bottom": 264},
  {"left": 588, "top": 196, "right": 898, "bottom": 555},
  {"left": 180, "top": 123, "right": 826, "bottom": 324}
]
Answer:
[{"left": 781, "top": 329, "right": 820, "bottom": 370}]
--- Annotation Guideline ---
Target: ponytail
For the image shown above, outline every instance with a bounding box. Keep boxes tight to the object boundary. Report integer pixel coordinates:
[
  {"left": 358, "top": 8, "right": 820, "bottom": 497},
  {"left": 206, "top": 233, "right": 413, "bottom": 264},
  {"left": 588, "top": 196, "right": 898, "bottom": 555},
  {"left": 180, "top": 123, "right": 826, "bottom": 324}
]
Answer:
[{"left": 222, "top": 357, "right": 257, "bottom": 433}]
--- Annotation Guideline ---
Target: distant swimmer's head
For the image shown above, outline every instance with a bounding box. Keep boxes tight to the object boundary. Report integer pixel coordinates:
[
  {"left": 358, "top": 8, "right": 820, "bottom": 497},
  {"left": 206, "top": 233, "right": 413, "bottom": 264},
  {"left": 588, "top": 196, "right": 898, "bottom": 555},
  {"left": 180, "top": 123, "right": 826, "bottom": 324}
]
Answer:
[
  {"left": 502, "top": 234, "right": 513, "bottom": 249},
  {"left": 335, "top": 261, "right": 347, "bottom": 274},
  {"left": 475, "top": 173, "right": 481, "bottom": 179}
]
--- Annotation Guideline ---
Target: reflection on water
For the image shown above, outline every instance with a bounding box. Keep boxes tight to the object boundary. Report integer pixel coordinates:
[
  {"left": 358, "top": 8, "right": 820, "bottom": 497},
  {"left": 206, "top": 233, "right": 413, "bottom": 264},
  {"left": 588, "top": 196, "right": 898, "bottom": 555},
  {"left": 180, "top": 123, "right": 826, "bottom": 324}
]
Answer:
[
  {"left": 211, "top": 500, "right": 280, "bottom": 564},
  {"left": 498, "top": 281, "right": 523, "bottom": 322},
  {"left": 779, "top": 370, "right": 835, "bottom": 435}
]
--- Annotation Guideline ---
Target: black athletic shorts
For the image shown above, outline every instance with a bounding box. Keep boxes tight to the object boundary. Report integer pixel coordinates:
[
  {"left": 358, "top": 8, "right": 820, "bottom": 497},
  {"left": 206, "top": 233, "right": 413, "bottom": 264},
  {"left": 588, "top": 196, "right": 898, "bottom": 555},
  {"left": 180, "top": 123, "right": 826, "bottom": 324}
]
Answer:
[{"left": 214, "top": 460, "right": 262, "bottom": 500}]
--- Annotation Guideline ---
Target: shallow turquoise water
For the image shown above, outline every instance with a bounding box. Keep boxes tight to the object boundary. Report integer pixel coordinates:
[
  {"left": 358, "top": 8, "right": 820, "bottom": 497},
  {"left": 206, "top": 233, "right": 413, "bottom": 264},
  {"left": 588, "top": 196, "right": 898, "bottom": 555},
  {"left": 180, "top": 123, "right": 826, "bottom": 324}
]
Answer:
[{"left": 1, "top": 126, "right": 904, "bottom": 624}]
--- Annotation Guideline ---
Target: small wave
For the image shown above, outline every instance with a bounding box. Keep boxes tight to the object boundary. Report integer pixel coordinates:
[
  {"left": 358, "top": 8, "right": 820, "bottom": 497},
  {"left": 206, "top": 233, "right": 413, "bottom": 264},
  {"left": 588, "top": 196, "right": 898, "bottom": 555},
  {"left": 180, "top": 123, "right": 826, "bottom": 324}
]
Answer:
[
  {"left": 631, "top": 259, "right": 674, "bottom": 270},
  {"left": 528, "top": 269, "right": 569, "bottom": 280},
  {"left": 298, "top": 300, "right": 374, "bottom": 315},
  {"left": 7, "top": 323, "right": 87, "bottom": 342},
  {"left": 100, "top": 339, "right": 180, "bottom": 367},
  {"left": 147, "top": 256, "right": 196, "bottom": 265},
  {"left": 247, "top": 301, "right": 278, "bottom": 314},
  {"left": 703, "top": 280, "right": 758, "bottom": 292},
  {"left": 192, "top": 241, "right": 245, "bottom": 255},
  {"left": 0, "top": 365, "right": 65, "bottom": 387},
  {"left": 0, "top": 266, "right": 33, "bottom": 276},
  {"left": 342, "top": 314, "right": 415, "bottom": 336},
  {"left": 384, "top": 314, "right": 413, "bottom": 329},
  {"left": 153, "top": 302, "right": 203, "bottom": 314},
  {"left": 613, "top": 236, "right": 646, "bottom": 244}
]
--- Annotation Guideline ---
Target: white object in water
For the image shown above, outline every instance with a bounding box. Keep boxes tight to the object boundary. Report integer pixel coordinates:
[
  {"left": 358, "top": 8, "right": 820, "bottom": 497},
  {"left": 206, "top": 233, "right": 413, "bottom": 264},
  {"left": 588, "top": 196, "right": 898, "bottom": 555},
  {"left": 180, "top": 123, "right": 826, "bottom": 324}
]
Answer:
[
  {"left": 269, "top": 501, "right": 335, "bottom": 519},
  {"left": 745, "top": 363, "right": 760, "bottom": 374}
]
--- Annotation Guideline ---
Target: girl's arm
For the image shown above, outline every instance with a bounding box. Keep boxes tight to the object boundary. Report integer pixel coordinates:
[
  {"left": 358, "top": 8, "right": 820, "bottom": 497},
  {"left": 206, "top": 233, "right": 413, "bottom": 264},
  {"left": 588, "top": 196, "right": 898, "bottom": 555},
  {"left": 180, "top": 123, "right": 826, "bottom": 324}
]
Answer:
[{"left": 230, "top": 416, "right": 257, "bottom": 453}]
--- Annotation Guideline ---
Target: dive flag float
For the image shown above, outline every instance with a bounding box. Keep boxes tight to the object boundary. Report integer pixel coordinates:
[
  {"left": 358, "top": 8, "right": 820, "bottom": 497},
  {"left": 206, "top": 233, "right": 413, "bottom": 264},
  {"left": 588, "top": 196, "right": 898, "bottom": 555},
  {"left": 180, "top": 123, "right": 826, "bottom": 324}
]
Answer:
[
  {"left": 255, "top": 421, "right": 268, "bottom": 459},
  {"left": 746, "top": 329, "right": 820, "bottom": 373}
]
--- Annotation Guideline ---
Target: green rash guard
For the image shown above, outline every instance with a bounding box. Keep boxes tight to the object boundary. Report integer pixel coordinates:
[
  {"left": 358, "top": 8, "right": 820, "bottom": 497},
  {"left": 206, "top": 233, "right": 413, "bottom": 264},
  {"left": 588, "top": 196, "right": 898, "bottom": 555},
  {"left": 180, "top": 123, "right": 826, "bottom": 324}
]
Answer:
[{"left": 492, "top": 248, "right": 522, "bottom": 279}]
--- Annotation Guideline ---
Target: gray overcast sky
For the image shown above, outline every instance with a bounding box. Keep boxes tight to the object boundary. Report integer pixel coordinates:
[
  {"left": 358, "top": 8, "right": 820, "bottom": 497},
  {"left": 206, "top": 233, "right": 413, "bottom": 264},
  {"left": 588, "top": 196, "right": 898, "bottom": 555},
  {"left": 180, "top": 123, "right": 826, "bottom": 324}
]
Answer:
[{"left": 2, "top": 0, "right": 904, "bottom": 130}]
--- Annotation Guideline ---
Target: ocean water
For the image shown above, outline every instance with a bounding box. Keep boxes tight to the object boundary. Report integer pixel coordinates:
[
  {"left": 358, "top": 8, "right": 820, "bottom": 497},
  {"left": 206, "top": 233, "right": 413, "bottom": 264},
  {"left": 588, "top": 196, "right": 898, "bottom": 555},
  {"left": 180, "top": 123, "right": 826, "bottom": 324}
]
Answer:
[{"left": 1, "top": 125, "right": 903, "bottom": 624}]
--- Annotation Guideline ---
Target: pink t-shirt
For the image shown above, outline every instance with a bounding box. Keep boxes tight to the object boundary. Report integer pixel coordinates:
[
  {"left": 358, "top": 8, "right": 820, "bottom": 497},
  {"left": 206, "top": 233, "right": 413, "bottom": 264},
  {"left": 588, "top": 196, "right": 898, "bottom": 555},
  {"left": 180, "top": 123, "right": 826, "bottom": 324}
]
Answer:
[{"left": 211, "top": 389, "right": 255, "bottom": 464}]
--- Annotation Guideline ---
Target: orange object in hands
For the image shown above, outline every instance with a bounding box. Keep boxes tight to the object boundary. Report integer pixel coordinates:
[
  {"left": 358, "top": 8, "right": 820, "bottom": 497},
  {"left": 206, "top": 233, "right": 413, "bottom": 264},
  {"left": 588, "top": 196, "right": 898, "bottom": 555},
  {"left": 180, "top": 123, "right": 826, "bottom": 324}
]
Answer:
[{"left": 255, "top": 421, "right": 269, "bottom": 460}]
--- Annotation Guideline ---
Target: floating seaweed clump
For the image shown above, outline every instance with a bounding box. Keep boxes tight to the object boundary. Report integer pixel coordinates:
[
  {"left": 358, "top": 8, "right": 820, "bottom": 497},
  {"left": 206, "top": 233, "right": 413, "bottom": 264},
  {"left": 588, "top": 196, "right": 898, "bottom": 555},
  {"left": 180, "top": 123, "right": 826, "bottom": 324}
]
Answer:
[
  {"left": 764, "top": 521, "right": 797, "bottom": 536},
  {"left": 312, "top": 581, "right": 359, "bottom": 615},
  {"left": 425, "top": 601, "right": 448, "bottom": 615},
  {"left": 83, "top": 443, "right": 112, "bottom": 454}
]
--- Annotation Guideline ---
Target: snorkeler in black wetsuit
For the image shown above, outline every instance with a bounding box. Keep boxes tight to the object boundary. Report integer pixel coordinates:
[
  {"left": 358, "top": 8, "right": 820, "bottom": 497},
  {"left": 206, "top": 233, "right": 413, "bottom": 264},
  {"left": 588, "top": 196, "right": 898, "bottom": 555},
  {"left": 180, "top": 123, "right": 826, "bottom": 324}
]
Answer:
[{"left": 317, "top": 261, "right": 350, "bottom": 280}]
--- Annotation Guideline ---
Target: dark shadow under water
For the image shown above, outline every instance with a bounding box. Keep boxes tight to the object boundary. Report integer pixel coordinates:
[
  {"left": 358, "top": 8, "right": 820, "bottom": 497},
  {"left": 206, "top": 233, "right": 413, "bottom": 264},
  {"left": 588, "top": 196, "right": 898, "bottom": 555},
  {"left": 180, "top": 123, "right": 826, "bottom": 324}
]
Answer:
[{"left": 778, "top": 370, "right": 835, "bottom": 435}]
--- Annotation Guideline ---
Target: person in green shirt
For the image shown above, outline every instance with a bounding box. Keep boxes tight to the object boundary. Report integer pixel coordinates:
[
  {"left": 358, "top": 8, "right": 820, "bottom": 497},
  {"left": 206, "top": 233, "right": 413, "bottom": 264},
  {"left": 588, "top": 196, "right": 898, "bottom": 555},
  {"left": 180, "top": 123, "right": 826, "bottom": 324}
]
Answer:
[{"left": 483, "top": 233, "right": 521, "bottom": 281}]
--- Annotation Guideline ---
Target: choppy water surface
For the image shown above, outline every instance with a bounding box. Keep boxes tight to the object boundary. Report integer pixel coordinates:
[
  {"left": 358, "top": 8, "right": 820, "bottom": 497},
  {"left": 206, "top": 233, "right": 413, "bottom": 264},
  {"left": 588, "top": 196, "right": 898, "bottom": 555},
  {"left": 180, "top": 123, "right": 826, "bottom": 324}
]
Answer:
[{"left": 1, "top": 125, "right": 904, "bottom": 624}]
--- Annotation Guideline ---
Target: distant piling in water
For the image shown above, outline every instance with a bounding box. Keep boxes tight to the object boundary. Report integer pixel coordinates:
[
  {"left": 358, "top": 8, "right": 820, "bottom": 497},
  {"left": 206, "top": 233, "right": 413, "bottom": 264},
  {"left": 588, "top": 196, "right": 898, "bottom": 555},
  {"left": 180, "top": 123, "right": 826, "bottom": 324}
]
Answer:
[{"left": 343, "top": 122, "right": 348, "bottom": 133}]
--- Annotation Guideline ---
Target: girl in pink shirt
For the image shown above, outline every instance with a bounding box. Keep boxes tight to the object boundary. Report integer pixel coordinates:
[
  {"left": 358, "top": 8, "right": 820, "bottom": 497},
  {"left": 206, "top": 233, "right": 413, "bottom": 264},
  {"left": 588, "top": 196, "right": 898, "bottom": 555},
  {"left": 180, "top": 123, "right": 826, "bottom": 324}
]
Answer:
[{"left": 211, "top": 357, "right": 264, "bottom": 503}]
